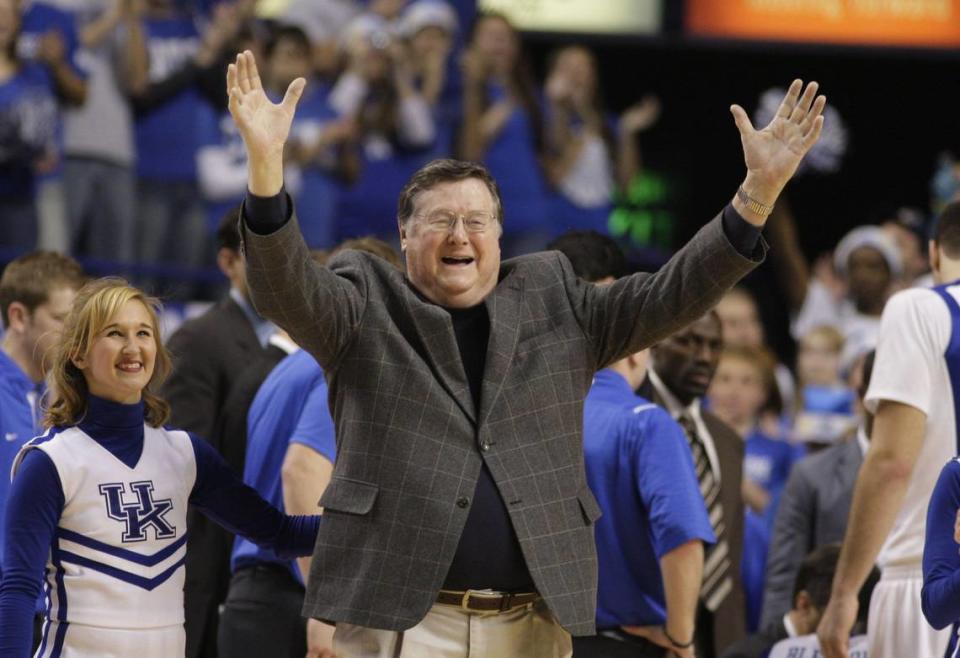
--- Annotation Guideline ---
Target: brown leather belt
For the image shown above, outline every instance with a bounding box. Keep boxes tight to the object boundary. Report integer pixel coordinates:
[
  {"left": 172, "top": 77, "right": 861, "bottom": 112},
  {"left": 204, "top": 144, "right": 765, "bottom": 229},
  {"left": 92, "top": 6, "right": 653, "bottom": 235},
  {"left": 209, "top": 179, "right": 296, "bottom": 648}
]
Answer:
[{"left": 436, "top": 589, "right": 540, "bottom": 613}]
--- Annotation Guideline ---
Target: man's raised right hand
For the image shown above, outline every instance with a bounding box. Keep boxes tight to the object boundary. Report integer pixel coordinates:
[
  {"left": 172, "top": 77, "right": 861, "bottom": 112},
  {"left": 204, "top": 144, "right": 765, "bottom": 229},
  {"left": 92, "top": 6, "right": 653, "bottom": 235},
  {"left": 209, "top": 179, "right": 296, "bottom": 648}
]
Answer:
[{"left": 227, "top": 50, "right": 305, "bottom": 196}]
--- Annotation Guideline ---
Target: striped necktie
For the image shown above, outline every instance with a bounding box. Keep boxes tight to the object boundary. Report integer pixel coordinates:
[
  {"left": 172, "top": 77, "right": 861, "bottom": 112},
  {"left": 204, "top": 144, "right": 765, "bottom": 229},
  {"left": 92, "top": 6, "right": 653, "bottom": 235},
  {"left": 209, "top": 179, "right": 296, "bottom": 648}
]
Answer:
[{"left": 678, "top": 411, "right": 733, "bottom": 612}]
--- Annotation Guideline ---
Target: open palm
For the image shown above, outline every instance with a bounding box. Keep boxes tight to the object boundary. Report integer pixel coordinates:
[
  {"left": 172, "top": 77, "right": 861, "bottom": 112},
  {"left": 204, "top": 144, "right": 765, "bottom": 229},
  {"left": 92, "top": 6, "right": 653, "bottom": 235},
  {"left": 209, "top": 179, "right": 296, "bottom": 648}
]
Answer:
[
  {"left": 731, "top": 79, "right": 826, "bottom": 197},
  {"left": 227, "top": 50, "right": 305, "bottom": 162}
]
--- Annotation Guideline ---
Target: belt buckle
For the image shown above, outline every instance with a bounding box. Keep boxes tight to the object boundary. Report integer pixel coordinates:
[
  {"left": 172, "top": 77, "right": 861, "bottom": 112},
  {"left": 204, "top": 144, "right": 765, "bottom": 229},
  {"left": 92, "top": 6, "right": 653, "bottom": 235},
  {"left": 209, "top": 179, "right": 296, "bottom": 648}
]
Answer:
[{"left": 460, "top": 590, "right": 474, "bottom": 611}]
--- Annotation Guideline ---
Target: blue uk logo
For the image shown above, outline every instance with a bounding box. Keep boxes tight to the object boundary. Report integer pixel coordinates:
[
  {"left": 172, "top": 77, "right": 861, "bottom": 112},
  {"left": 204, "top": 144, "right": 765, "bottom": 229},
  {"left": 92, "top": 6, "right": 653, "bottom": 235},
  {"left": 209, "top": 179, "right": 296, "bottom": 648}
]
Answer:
[{"left": 99, "top": 481, "right": 176, "bottom": 543}]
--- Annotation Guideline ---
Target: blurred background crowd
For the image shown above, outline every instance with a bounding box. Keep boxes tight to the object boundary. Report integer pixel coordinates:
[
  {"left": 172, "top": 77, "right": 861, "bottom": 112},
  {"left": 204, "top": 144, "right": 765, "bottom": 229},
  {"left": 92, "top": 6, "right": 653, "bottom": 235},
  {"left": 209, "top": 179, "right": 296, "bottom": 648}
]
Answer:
[{"left": 3, "top": 0, "right": 960, "bottom": 656}]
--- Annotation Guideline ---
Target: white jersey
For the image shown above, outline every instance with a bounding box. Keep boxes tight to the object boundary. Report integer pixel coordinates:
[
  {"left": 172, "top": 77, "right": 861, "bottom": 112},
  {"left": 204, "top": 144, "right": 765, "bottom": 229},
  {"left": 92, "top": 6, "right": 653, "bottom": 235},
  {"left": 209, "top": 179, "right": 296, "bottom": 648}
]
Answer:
[
  {"left": 865, "top": 283, "right": 960, "bottom": 568},
  {"left": 12, "top": 424, "right": 196, "bottom": 648},
  {"left": 768, "top": 633, "right": 868, "bottom": 658}
]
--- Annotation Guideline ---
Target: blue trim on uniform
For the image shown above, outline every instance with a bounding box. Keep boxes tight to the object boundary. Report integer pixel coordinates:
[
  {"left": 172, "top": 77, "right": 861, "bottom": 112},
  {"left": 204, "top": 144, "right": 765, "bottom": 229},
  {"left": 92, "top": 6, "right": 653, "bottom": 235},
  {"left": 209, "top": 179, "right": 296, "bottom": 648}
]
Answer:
[
  {"left": 56, "top": 527, "right": 187, "bottom": 566},
  {"left": 37, "top": 576, "right": 52, "bottom": 657},
  {"left": 932, "top": 282, "right": 960, "bottom": 454},
  {"left": 57, "top": 551, "right": 186, "bottom": 591},
  {"left": 50, "top": 543, "right": 68, "bottom": 657}
]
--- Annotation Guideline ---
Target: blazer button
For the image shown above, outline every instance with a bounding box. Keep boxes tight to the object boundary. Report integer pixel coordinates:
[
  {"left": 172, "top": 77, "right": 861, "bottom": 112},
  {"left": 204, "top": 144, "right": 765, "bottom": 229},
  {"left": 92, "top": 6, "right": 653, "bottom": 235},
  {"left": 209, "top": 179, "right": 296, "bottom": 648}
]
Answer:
[
  {"left": 480, "top": 442, "right": 490, "bottom": 452},
  {"left": 457, "top": 496, "right": 470, "bottom": 509}
]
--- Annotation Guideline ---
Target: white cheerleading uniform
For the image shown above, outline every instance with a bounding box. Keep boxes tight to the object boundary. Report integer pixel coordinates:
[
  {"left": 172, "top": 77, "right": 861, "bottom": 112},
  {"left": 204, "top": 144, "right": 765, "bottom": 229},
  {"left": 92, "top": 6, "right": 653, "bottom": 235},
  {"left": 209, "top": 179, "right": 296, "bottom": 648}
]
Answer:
[
  {"left": 0, "top": 395, "right": 319, "bottom": 658},
  {"left": 13, "top": 424, "right": 196, "bottom": 657}
]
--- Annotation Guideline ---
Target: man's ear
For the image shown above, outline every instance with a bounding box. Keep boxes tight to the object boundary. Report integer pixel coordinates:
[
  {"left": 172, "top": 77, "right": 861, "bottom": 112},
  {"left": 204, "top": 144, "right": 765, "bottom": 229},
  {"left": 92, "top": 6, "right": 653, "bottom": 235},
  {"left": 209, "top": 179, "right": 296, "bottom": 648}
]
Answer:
[
  {"left": 398, "top": 219, "right": 408, "bottom": 252},
  {"left": 929, "top": 239, "right": 941, "bottom": 278},
  {"left": 4, "top": 302, "right": 30, "bottom": 333},
  {"left": 217, "top": 247, "right": 240, "bottom": 277}
]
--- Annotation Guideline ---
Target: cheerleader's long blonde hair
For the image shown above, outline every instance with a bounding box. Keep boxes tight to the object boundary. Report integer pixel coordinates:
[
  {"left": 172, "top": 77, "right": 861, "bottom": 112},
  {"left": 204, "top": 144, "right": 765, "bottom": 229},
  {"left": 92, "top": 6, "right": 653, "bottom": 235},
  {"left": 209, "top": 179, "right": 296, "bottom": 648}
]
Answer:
[{"left": 44, "top": 278, "right": 172, "bottom": 428}]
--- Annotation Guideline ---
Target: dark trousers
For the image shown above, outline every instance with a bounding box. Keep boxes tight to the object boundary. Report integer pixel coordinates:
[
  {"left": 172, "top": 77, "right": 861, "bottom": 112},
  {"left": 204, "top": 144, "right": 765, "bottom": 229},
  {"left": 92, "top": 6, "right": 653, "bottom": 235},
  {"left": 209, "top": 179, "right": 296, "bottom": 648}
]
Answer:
[
  {"left": 573, "top": 630, "right": 668, "bottom": 657},
  {"left": 217, "top": 564, "right": 308, "bottom": 658}
]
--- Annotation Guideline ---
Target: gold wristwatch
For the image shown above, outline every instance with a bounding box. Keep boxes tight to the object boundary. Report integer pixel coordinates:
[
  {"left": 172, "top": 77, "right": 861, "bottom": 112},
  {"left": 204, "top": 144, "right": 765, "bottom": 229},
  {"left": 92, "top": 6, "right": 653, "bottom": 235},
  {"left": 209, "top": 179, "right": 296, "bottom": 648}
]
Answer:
[{"left": 736, "top": 186, "right": 774, "bottom": 218}]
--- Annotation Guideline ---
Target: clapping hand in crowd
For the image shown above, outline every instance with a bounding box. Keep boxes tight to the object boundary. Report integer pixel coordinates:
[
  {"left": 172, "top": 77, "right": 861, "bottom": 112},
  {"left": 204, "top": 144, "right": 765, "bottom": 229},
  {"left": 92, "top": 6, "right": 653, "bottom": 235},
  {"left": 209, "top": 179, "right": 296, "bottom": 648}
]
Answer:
[{"left": 619, "top": 94, "right": 662, "bottom": 136}]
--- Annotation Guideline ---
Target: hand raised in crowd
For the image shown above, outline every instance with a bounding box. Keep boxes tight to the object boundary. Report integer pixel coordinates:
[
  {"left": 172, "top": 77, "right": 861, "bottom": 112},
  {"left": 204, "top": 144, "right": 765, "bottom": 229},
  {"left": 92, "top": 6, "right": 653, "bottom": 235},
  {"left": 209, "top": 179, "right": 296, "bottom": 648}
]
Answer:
[
  {"left": 619, "top": 95, "right": 661, "bottom": 135},
  {"left": 227, "top": 50, "right": 305, "bottom": 195},
  {"left": 730, "top": 79, "right": 826, "bottom": 221},
  {"left": 36, "top": 30, "right": 66, "bottom": 66},
  {"left": 197, "top": 2, "right": 242, "bottom": 68},
  {"left": 460, "top": 48, "right": 489, "bottom": 85}
]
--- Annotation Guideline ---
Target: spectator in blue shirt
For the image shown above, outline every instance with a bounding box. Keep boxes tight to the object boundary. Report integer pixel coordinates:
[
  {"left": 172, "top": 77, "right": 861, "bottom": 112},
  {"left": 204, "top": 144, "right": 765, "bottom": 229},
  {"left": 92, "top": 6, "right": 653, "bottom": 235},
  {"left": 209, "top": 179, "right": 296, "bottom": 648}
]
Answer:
[
  {"left": 460, "top": 12, "right": 551, "bottom": 256},
  {"left": 17, "top": 0, "right": 88, "bottom": 254},
  {"left": 0, "top": 0, "right": 60, "bottom": 251},
  {"left": 0, "top": 250, "right": 85, "bottom": 649},
  {"left": 579, "top": 355, "right": 713, "bottom": 658}
]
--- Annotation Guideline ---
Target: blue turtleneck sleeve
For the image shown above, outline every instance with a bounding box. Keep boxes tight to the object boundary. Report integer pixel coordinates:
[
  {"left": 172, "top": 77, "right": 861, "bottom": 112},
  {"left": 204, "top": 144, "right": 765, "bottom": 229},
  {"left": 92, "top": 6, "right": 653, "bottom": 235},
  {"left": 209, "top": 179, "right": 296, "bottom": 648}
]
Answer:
[
  {"left": 187, "top": 433, "right": 320, "bottom": 558},
  {"left": 0, "top": 449, "right": 63, "bottom": 656}
]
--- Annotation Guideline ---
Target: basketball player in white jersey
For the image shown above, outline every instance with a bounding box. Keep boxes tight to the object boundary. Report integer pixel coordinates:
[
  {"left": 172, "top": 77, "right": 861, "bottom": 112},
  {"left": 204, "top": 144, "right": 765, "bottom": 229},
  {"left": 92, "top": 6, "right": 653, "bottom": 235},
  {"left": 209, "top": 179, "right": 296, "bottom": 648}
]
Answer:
[
  {"left": 818, "top": 201, "right": 960, "bottom": 658},
  {"left": 0, "top": 279, "right": 321, "bottom": 657}
]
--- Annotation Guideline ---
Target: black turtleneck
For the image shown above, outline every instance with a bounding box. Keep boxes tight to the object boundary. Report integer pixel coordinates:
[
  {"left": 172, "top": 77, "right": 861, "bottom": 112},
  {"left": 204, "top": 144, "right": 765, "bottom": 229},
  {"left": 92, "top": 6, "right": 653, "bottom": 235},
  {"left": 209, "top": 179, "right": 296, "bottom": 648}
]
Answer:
[{"left": 442, "top": 304, "right": 534, "bottom": 592}]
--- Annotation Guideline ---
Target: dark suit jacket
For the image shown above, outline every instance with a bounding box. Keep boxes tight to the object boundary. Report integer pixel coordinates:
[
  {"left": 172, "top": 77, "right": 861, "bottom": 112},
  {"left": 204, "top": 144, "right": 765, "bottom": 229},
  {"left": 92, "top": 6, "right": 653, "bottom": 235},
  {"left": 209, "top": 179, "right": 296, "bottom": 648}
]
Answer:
[
  {"left": 760, "top": 436, "right": 863, "bottom": 628},
  {"left": 161, "top": 296, "right": 266, "bottom": 658},
  {"left": 214, "top": 342, "right": 290, "bottom": 475},
  {"left": 241, "top": 210, "right": 762, "bottom": 635},
  {"left": 702, "top": 411, "right": 749, "bottom": 654}
]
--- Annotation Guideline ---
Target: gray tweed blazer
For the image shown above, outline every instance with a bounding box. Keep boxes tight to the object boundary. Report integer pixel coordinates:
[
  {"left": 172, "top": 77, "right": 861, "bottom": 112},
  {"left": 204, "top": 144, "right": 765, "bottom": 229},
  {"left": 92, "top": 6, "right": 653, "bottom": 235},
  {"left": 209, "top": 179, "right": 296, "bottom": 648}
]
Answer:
[{"left": 241, "top": 210, "right": 762, "bottom": 635}]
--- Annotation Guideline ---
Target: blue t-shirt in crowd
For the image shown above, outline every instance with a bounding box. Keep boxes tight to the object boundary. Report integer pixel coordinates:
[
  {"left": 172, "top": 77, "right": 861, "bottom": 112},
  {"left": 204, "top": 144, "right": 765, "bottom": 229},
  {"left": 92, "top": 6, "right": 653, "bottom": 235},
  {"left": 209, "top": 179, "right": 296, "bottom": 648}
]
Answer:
[
  {"left": 17, "top": 1, "right": 86, "bottom": 180},
  {"left": 231, "top": 349, "right": 337, "bottom": 584},
  {"left": 135, "top": 14, "right": 213, "bottom": 181},
  {"left": 481, "top": 82, "right": 550, "bottom": 237},
  {"left": 583, "top": 369, "right": 715, "bottom": 629},
  {"left": 337, "top": 135, "right": 434, "bottom": 242},
  {"left": 0, "top": 62, "right": 57, "bottom": 199},
  {"left": 742, "top": 507, "right": 771, "bottom": 634},
  {"left": 744, "top": 429, "right": 803, "bottom": 510},
  {"left": 922, "top": 458, "right": 960, "bottom": 657},
  {"left": 0, "top": 350, "right": 43, "bottom": 578}
]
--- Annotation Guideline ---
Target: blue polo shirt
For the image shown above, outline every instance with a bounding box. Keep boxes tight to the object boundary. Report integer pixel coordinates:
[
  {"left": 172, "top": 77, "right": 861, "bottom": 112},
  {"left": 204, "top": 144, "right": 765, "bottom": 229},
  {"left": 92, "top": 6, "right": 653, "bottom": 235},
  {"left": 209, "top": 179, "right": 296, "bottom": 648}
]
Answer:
[
  {"left": 230, "top": 349, "right": 336, "bottom": 584},
  {"left": 0, "top": 350, "right": 42, "bottom": 577},
  {"left": 584, "top": 369, "right": 715, "bottom": 629}
]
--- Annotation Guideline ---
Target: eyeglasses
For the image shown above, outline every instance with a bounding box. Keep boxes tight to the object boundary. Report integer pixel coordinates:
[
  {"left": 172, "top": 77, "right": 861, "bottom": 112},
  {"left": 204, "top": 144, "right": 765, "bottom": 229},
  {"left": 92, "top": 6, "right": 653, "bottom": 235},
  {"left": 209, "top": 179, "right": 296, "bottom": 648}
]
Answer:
[{"left": 416, "top": 210, "right": 497, "bottom": 234}]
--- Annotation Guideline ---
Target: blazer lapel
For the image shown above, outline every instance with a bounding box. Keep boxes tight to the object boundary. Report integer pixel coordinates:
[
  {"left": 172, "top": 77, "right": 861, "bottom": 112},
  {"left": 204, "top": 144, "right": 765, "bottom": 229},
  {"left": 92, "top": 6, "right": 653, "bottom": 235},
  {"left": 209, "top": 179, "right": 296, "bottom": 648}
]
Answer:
[
  {"left": 401, "top": 287, "right": 476, "bottom": 424},
  {"left": 479, "top": 274, "right": 524, "bottom": 427}
]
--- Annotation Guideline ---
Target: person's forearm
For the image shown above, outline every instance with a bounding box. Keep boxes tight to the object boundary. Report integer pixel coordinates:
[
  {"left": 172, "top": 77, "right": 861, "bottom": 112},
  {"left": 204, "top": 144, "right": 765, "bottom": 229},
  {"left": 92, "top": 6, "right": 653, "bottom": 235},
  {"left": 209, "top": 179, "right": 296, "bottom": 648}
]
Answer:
[
  {"left": 80, "top": 4, "right": 122, "bottom": 49},
  {"left": 832, "top": 404, "right": 925, "bottom": 597},
  {"left": 459, "top": 82, "right": 487, "bottom": 161},
  {"left": 49, "top": 59, "right": 87, "bottom": 106},
  {"left": 765, "top": 198, "right": 811, "bottom": 313},
  {"left": 616, "top": 126, "right": 640, "bottom": 193},
  {"left": 281, "top": 445, "right": 333, "bottom": 581},
  {"left": 660, "top": 540, "right": 703, "bottom": 644},
  {"left": 120, "top": 17, "right": 149, "bottom": 95}
]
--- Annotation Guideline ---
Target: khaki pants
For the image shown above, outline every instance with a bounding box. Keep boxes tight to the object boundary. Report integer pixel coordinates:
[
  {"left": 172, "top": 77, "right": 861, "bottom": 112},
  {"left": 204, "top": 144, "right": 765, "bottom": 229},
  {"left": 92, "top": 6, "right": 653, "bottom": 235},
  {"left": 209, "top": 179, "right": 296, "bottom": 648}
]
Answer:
[{"left": 333, "top": 600, "right": 572, "bottom": 658}]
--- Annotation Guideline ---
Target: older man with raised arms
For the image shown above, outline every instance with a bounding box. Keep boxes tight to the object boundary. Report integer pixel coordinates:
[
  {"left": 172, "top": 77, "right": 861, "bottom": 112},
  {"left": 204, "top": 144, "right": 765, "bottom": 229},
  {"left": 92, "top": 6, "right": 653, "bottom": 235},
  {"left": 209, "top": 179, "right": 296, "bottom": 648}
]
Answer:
[{"left": 225, "top": 50, "right": 825, "bottom": 658}]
